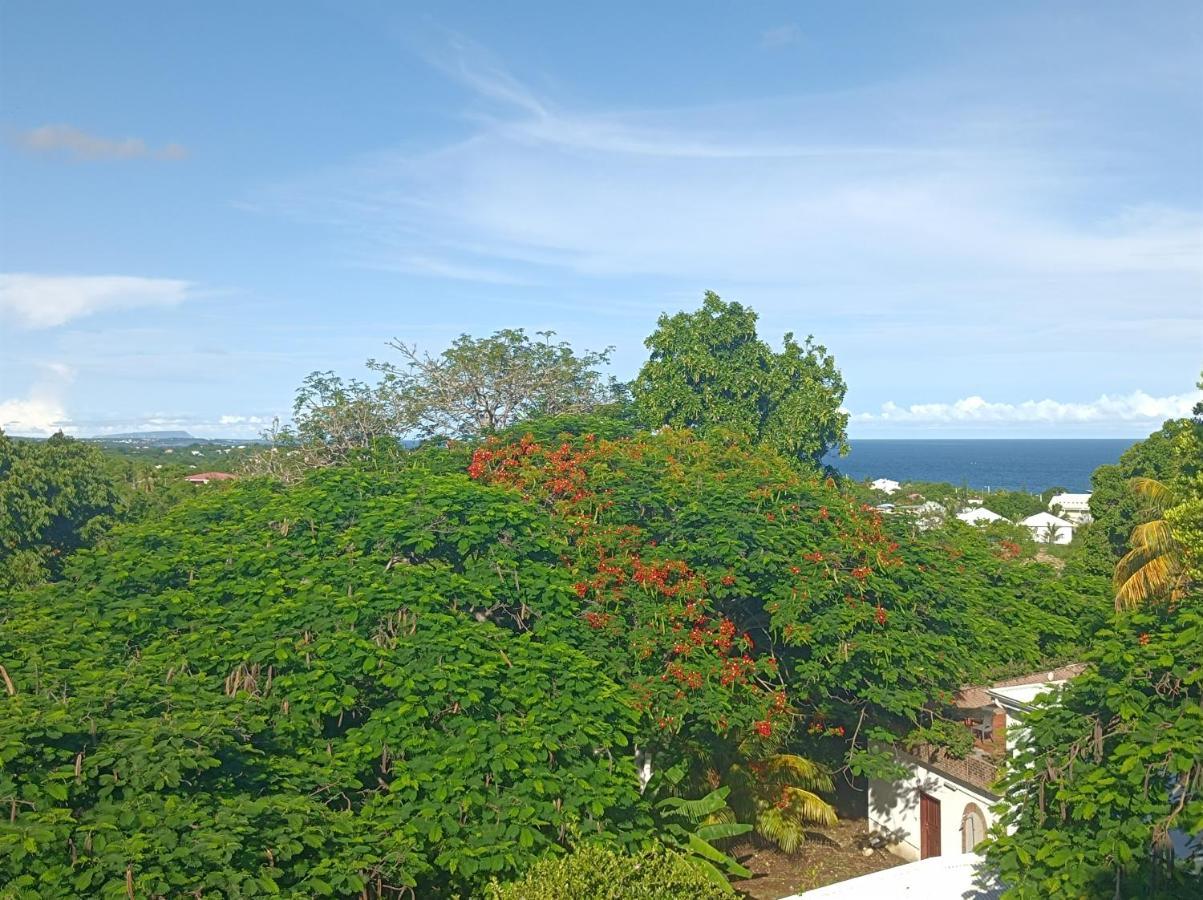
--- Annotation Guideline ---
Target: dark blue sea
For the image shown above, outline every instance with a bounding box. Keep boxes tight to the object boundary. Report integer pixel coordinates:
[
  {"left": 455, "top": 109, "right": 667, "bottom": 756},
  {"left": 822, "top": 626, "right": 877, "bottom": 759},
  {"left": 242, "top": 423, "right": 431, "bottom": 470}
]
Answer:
[{"left": 824, "top": 439, "right": 1136, "bottom": 492}]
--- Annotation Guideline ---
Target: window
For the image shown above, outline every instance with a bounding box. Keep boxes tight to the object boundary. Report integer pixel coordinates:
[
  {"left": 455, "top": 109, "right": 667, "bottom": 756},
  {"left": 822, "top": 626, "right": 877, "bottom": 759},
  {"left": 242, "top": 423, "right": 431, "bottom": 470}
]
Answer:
[{"left": 961, "top": 802, "right": 987, "bottom": 852}]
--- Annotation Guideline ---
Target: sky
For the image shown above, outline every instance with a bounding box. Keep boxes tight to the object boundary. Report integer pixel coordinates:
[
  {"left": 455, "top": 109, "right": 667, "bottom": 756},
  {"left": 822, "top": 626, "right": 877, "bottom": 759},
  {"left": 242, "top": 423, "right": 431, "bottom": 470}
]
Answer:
[{"left": 1, "top": 1, "right": 1201, "bottom": 439}]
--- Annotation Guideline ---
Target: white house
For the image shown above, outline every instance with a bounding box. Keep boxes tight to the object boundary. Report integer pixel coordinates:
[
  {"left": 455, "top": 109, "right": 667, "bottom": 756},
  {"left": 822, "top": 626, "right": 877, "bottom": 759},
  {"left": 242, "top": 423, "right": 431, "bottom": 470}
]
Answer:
[
  {"left": 871, "top": 478, "right": 902, "bottom": 495},
  {"left": 898, "top": 500, "right": 946, "bottom": 531},
  {"left": 1019, "top": 511, "right": 1075, "bottom": 544},
  {"left": 1048, "top": 492, "right": 1092, "bottom": 525},
  {"left": 868, "top": 665, "right": 1084, "bottom": 863},
  {"left": 955, "top": 507, "right": 1010, "bottom": 526}
]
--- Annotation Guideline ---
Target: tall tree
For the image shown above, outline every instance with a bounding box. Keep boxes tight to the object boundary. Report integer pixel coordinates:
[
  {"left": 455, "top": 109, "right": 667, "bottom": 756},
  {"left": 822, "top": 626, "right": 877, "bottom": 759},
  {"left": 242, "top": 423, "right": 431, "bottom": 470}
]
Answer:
[
  {"left": 0, "top": 430, "right": 124, "bottom": 588},
  {"left": 371, "top": 328, "right": 622, "bottom": 439},
  {"left": 633, "top": 292, "right": 848, "bottom": 467}
]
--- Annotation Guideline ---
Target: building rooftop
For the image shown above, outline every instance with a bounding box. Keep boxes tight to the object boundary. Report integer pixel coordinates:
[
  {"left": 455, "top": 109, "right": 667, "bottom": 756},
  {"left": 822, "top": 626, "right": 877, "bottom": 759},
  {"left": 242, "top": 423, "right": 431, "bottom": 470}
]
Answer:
[
  {"left": 788, "top": 852, "right": 1002, "bottom": 899},
  {"left": 954, "top": 663, "right": 1086, "bottom": 709},
  {"left": 1019, "top": 511, "right": 1073, "bottom": 528}
]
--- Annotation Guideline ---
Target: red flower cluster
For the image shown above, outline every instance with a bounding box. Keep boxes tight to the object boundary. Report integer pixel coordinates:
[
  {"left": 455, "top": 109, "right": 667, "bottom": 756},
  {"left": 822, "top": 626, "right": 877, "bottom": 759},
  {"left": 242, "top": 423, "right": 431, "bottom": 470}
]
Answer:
[
  {"left": 754, "top": 719, "right": 773, "bottom": 737},
  {"left": 719, "top": 654, "right": 756, "bottom": 686},
  {"left": 584, "top": 611, "right": 613, "bottom": 629}
]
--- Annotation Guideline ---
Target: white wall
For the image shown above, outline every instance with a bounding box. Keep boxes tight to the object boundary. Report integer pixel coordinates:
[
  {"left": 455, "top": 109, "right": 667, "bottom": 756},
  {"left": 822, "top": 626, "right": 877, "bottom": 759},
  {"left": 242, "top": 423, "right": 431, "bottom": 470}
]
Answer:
[
  {"left": 867, "top": 748, "right": 997, "bottom": 862},
  {"left": 1024, "top": 523, "right": 1074, "bottom": 544}
]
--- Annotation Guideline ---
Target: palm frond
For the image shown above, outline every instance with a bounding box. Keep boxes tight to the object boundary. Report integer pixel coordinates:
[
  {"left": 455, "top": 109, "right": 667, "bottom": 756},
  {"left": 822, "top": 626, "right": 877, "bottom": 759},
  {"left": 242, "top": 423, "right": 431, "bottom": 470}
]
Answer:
[
  {"left": 755, "top": 805, "right": 806, "bottom": 855},
  {"left": 1126, "top": 520, "right": 1178, "bottom": 555},
  {"left": 779, "top": 786, "right": 838, "bottom": 827},
  {"left": 1114, "top": 549, "right": 1180, "bottom": 610},
  {"left": 1129, "top": 477, "right": 1176, "bottom": 513},
  {"left": 762, "top": 754, "right": 835, "bottom": 793}
]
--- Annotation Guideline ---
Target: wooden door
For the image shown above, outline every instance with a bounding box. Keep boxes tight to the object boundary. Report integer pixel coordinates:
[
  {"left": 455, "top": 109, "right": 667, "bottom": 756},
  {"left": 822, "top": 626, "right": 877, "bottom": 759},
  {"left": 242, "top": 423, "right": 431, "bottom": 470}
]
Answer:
[{"left": 919, "top": 792, "right": 941, "bottom": 859}]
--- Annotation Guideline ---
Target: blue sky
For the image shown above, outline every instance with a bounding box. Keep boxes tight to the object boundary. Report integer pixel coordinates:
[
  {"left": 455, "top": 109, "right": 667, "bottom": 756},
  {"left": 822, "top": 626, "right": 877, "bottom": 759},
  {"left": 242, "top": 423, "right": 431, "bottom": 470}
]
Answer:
[{"left": 1, "top": 1, "right": 1200, "bottom": 438}]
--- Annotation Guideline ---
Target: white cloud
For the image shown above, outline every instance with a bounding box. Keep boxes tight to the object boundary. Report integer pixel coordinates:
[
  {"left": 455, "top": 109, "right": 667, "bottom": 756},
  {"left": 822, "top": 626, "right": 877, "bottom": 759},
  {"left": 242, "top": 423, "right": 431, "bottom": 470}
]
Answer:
[
  {"left": 0, "top": 394, "right": 73, "bottom": 436},
  {"left": 852, "top": 390, "right": 1202, "bottom": 426},
  {"left": 0, "top": 362, "right": 77, "bottom": 436},
  {"left": 0, "top": 274, "right": 193, "bottom": 329},
  {"left": 15, "top": 125, "right": 187, "bottom": 161}
]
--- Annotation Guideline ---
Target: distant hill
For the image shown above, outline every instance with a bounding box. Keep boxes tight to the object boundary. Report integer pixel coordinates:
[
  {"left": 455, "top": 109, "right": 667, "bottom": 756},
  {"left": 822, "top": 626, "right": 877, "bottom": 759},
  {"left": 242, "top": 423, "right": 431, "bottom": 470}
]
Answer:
[{"left": 99, "top": 431, "right": 196, "bottom": 441}]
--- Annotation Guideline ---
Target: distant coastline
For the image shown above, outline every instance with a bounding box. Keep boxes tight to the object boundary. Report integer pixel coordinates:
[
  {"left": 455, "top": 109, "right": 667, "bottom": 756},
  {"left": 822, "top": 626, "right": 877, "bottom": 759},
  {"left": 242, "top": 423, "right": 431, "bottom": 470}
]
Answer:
[{"left": 825, "top": 438, "right": 1136, "bottom": 492}]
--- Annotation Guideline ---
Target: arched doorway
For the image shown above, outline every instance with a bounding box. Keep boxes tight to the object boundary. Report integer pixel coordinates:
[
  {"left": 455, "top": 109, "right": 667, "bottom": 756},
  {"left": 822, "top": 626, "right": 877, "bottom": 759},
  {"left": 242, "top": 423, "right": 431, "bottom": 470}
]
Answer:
[{"left": 961, "top": 802, "right": 987, "bottom": 852}]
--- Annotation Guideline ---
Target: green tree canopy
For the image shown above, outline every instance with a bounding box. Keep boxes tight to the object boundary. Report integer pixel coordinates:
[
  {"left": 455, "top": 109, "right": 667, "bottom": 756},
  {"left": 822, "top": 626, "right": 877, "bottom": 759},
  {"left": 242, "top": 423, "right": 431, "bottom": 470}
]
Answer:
[
  {"left": 0, "top": 463, "right": 652, "bottom": 897},
  {"left": 0, "top": 431, "right": 125, "bottom": 589},
  {"left": 986, "top": 410, "right": 1203, "bottom": 898},
  {"left": 633, "top": 292, "right": 849, "bottom": 467}
]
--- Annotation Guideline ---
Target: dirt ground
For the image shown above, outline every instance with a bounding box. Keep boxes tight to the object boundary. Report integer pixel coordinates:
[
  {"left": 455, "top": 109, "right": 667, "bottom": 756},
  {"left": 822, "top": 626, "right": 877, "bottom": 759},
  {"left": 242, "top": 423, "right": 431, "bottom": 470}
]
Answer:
[{"left": 729, "top": 818, "right": 904, "bottom": 899}]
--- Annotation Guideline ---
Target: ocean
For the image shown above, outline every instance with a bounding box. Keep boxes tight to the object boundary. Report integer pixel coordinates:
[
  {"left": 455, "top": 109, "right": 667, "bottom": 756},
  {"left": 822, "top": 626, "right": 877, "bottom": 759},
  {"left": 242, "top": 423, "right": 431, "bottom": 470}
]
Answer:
[{"left": 823, "top": 439, "right": 1137, "bottom": 493}]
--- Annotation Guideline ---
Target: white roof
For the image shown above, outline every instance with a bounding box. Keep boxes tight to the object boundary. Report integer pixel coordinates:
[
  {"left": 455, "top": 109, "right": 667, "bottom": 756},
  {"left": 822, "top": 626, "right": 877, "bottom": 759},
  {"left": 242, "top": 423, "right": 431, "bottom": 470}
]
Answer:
[
  {"left": 1020, "top": 511, "right": 1073, "bottom": 528},
  {"left": 989, "top": 679, "right": 1069, "bottom": 709},
  {"left": 1049, "top": 492, "right": 1090, "bottom": 505},
  {"left": 788, "top": 853, "right": 1002, "bottom": 899},
  {"left": 956, "top": 507, "right": 1008, "bottom": 525}
]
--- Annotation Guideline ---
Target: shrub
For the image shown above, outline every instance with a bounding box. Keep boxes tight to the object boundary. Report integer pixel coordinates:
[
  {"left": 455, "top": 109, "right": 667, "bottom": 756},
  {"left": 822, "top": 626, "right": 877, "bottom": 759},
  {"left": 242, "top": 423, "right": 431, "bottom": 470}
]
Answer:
[{"left": 486, "top": 843, "right": 732, "bottom": 900}]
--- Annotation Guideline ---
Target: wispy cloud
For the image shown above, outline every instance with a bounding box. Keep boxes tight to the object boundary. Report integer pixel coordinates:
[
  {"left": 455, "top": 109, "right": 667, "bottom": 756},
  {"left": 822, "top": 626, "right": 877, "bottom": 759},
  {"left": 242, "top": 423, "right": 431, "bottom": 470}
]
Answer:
[
  {"left": 257, "top": 35, "right": 1203, "bottom": 308},
  {"left": 761, "top": 24, "right": 801, "bottom": 49},
  {"left": 0, "top": 273, "right": 194, "bottom": 329},
  {"left": 14, "top": 124, "right": 188, "bottom": 161},
  {"left": 852, "top": 390, "right": 1202, "bottom": 427}
]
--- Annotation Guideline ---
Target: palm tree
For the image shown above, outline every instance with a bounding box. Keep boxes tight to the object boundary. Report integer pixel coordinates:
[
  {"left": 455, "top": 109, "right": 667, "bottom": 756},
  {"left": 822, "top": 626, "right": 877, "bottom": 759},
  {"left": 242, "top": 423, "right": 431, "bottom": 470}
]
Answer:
[
  {"left": 1113, "top": 477, "right": 1189, "bottom": 610},
  {"left": 724, "top": 753, "right": 837, "bottom": 853},
  {"left": 704, "top": 740, "right": 837, "bottom": 854}
]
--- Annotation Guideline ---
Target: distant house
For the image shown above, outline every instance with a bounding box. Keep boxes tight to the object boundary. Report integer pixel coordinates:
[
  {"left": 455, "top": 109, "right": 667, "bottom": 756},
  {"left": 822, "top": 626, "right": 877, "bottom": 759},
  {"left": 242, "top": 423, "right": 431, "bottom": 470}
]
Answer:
[
  {"left": 871, "top": 478, "right": 902, "bottom": 495},
  {"left": 1048, "top": 492, "right": 1092, "bottom": 525},
  {"left": 895, "top": 500, "right": 945, "bottom": 531},
  {"left": 1020, "top": 511, "right": 1074, "bottom": 544},
  {"left": 868, "top": 664, "right": 1085, "bottom": 863},
  {"left": 955, "top": 507, "right": 1010, "bottom": 526},
  {"left": 184, "top": 472, "right": 238, "bottom": 485}
]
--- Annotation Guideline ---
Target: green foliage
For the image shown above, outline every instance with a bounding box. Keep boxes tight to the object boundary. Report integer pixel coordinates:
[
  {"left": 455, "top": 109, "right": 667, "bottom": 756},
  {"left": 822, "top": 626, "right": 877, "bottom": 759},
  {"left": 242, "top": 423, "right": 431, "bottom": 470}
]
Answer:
[
  {"left": 986, "top": 593, "right": 1203, "bottom": 898},
  {"left": 0, "top": 431, "right": 194, "bottom": 589},
  {"left": 1085, "top": 422, "right": 1191, "bottom": 572},
  {"left": 485, "top": 842, "right": 732, "bottom": 900},
  {"left": 652, "top": 780, "right": 752, "bottom": 888},
  {"left": 1, "top": 421, "right": 1117, "bottom": 896},
  {"left": 975, "top": 490, "right": 1045, "bottom": 523},
  {"left": 0, "top": 462, "right": 653, "bottom": 897},
  {"left": 469, "top": 429, "right": 1103, "bottom": 778},
  {"left": 633, "top": 291, "right": 848, "bottom": 467}
]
